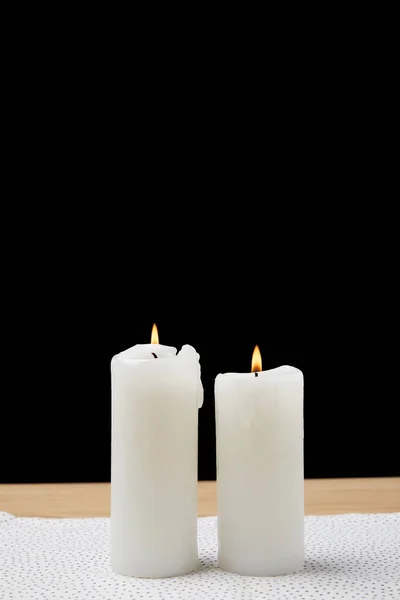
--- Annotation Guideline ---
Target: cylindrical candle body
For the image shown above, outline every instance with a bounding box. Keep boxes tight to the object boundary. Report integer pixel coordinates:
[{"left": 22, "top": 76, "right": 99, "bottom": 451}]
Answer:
[
  {"left": 111, "top": 343, "right": 203, "bottom": 578},
  {"left": 215, "top": 366, "right": 304, "bottom": 576}
]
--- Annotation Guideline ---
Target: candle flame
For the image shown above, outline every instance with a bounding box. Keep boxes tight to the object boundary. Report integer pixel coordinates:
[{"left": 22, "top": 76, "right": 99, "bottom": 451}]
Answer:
[
  {"left": 151, "top": 323, "right": 159, "bottom": 344},
  {"left": 251, "top": 345, "right": 262, "bottom": 372}
]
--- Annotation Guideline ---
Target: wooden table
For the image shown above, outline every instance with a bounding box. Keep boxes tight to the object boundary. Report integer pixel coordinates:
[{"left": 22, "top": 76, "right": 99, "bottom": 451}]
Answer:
[{"left": 0, "top": 478, "right": 399, "bottom": 518}]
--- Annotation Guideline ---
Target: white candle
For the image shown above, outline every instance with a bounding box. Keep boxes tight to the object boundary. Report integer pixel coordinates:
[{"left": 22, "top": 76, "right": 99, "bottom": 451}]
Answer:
[
  {"left": 111, "top": 325, "right": 203, "bottom": 578},
  {"left": 215, "top": 346, "right": 304, "bottom": 576}
]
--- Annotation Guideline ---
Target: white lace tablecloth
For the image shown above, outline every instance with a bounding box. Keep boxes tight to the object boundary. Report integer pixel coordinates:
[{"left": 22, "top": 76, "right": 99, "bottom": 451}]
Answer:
[{"left": 0, "top": 511, "right": 399, "bottom": 599}]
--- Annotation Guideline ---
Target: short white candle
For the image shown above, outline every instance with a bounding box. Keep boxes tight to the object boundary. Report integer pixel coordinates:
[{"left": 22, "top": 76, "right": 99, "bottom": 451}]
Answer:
[
  {"left": 111, "top": 324, "right": 203, "bottom": 578},
  {"left": 215, "top": 346, "right": 304, "bottom": 576}
]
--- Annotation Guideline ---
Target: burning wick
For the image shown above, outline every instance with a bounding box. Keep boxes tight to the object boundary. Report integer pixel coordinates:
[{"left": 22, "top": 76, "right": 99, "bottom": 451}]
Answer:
[
  {"left": 251, "top": 345, "right": 262, "bottom": 376},
  {"left": 151, "top": 324, "right": 159, "bottom": 358}
]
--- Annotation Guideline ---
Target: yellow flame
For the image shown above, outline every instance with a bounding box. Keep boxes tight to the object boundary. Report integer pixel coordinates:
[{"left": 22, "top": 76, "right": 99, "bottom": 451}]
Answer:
[
  {"left": 251, "top": 345, "right": 262, "bottom": 372},
  {"left": 151, "top": 323, "right": 159, "bottom": 344}
]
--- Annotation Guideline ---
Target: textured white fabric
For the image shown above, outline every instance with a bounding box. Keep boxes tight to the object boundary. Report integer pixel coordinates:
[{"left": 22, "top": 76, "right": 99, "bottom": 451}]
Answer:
[{"left": 0, "top": 511, "right": 399, "bottom": 599}]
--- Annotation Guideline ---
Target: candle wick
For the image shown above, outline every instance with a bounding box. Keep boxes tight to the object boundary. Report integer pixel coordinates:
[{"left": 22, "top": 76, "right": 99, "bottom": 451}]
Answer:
[
  {"left": 151, "top": 352, "right": 158, "bottom": 359},
  {"left": 255, "top": 372, "right": 258, "bottom": 378}
]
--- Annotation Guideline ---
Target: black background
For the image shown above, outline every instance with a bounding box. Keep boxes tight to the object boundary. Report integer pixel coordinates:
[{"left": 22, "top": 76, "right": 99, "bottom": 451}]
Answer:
[
  {"left": 1, "top": 26, "right": 398, "bottom": 485},
  {"left": 1, "top": 206, "right": 398, "bottom": 483}
]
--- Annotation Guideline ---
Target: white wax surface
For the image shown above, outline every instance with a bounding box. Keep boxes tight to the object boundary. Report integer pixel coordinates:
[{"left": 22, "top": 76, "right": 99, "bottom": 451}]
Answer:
[
  {"left": 215, "top": 365, "right": 304, "bottom": 576},
  {"left": 111, "top": 343, "right": 203, "bottom": 578}
]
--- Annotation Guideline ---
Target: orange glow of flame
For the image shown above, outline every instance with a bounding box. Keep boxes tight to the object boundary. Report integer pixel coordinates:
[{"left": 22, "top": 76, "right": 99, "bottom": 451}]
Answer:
[
  {"left": 251, "top": 345, "right": 262, "bottom": 372},
  {"left": 151, "top": 323, "right": 159, "bottom": 344}
]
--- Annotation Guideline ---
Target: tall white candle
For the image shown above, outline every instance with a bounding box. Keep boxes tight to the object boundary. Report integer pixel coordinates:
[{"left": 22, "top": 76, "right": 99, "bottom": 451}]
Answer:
[
  {"left": 215, "top": 346, "right": 304, "bottom": 576},
  {"left": 111, "top": 325, "right": 203, "bottom": 578}
]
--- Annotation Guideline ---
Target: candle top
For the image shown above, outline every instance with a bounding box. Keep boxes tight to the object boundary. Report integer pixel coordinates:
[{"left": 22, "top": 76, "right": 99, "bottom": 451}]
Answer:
[
  {"left": 112, "top": 343, "right": 203, "bottom": 407},
  {"left": 116, "top": 344, "right": 177, "bottom": 360},
  {"left": 114, "top": 323, "right": 181, "bottom": 360},
  {"left": 217, "top": 365, "right": 302, "bottom": 380},
  {"left": 114, "top": 343, "right": 200, "bottom": 363}
]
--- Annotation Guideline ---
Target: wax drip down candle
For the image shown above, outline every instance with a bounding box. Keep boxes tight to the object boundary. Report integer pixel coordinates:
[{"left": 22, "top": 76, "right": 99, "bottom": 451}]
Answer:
[
  {"left": 215, "top": 345, "right": 304, "bottom": 577},
  {"left": 111, "top": 324, "right": 204, "bottom": 578}
]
